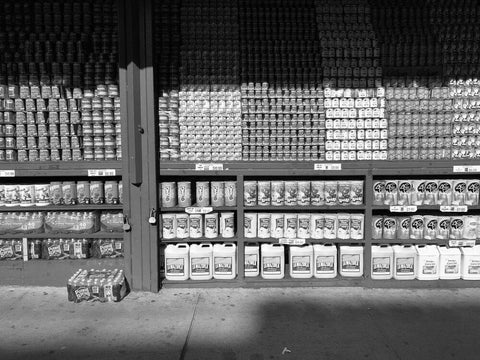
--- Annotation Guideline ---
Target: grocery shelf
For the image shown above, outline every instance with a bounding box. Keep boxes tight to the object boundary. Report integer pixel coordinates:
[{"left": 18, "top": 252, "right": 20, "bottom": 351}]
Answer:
[
  {"left": 243, "top": 275, "right": 366, "bottom": 288},
  {"left": 244, "top": 205, "right": 366, "bottom": 211},
  {"left": 243, "top": 237, "right": 366, "bottom": 244},
  {"left": 160, "top": 237, "right": 238, "bottom": 243},
  {"left": 0, "top": 161, "right": 123, "bottom": 177},
  {"left": 372, "top": 239, "right": 455, "bottom": 245},
  {"left": 160, "top": 206, "right": 237, "bottom": 212},
  {"left": 372, "top": 205, "right": 480, "bottom": 212},
  {"left": 161, "top": 278, "right": 242, "bottom": 288},
  {"left": 0, "top": 204, "right": 124, "bottom": 212},
  {"left": 367, "top": 279, "right": 480, "bottom": 289},
  {"left": 0, "top": 257, "right": 125, "bottom": 286},
  {"left": 0, "top": 232, "right": 124, "bottom": 239}
]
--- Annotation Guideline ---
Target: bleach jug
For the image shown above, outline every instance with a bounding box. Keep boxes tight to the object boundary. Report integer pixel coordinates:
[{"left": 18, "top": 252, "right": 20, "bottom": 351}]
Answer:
[
  {"left": 438, "top": 245, "right": 461, "bottom": 280},
  {"left": 189, "top": 243, "right": 213, "bottom": 280},
  {"left": 371, "top": 244, "right": 393, "bottom": 280},
  {"left": 213, "top": 243, "right": 236, "bottom": 280},
  {"left": 244, "top": 243, "right": 260, "bottom": 277},
  {"left": 461, "top": 245, "right": 480, "bottom": 280},
  {"left": 164, "top": 243, "right": 189, "bottom": 281},
  {"left": 393, "top": 245, "right": 416, "bottom": 280},
  {"left": 261, "top": 243, "right": 285, "bottom": 279},
  {"left": 415, "top": 245, "right": 439, "bottom": 280},
  {"left": 289, "top": 245, "right": 313, "bottom": 278},
  {"left": 313, "top": 243, "right": 337, "bottom": 278},
  {"left": 339, "top": 245, "right": 363, "bottom": 277}
]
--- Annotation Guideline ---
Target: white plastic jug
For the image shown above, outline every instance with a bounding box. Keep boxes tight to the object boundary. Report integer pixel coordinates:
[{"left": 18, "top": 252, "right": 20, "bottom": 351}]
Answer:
[
  {"left": 289, "top": 245, "right": 313, "bottom": 279},
  {"left": 339, "top": 245, "right": 363, "bottom": 277},
  {"left": 371, "top": 244, "right": 393, "bottom": 280},
  {"left": 415, "top": 245, "right": 440, "bottom": 280},
  {"left": 164, "top": 243, "right": 189, "bottom": 281},
  {"left": 461, "top": 245, "right": 480, "bottom": 280},
  {"left": 189, "top": 243, "right": 213, "bottom": 280},
  {"left": 244, "top": 243, "right": 260, "bottom": 277},
  {"left": 438, "top": 245, "right": 461, "bottom": 280},
  {"left": 213, "top": 243, "right": 236, "bottom": 280},
  {"left": 261, "top": 243, "right": 285, "bottom": 279},
  {"left": 393, "top": 245, "right": 417, "bottom": 280},
  {"left": 313, "top": 243, "right": 337, "bottom": 278}
]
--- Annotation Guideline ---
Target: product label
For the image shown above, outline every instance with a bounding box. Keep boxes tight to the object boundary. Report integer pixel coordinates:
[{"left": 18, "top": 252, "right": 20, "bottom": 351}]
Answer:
[
  {"left": 195, "top": 163, "right": 224, "bottom": 171},
  {"left": 316, "top": 255, "right": 335, "bottom": 274},
  {"left": 0, "top": 170, "right": 15, "bottom": 177},
  {"left": 166, "top": 258, "right": 185, "bottom": 275},
  {"left": 396, "top": 257, "right": 415, "bottom": 275},
  {"left": 191, "top": 257, "right": 210, "bottom": 275},
  {"left": 100, "top": 244, "right": 114, "bottom": 256},
  {"left": 263, "top": 256, "right": 281, "bottom": 274},
  {"left": 445, "top": 260, "right": 459, "bottom": 274},
  {"left": 342, "top": 254, "right": 361, "bottom": 272},
  {"left": 468, "top": 260, "right": 480, "bottom": 274},
  {"left": 390, "top": 206, "right": 417, "bottom": 212},
  {"left": 48, "top": 245, "right": 62, "bottom": 257},
  {"left": 214, "top": 256, "right": 233, "bottom": 275},
  {"left": 74, "top": 287, "right": 91, "bottom": 301},
  {"left": 185, "top": 207, "right": 213, "bottom": 214},
  {"left": 0, "top": 246, "right": 13, "bottom": 259},
  {"left": 422, "top": 260, "right": 438, "bottom": 275},
  {"left": 87, "top": 169, "right": 116, "bottom": 177},
  {"left": 245, "top": 254, "right": 258, "bottom": 272},
  {"left": 453, "top": 165, "right": 480, "bottom": 173},
  {"left": 292, "top": 256, "right": 311, "bottom": 273},
  {"left": 440, "top": 206, "right": 468, "bottom": 213},
  {"left": 372, "top": 257, "right": 391, "bottom": 274},
  {"left": 314, "top": 163, "right": 342, "bottom": 171}
]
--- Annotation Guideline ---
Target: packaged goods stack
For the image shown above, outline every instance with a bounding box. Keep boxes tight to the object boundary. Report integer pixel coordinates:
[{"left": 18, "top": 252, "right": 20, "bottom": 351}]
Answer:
[
  {"left": 178, "top": 0, "right": 242, "bottom": 161},
  {"left": 239, "top": 0, "right": 325, "bottom": 162},
  {"left": 0, "top": 0, "right": 121, "bottom": 162},
  {"left": 316, "top": 0, "right": 387, "bottom": 161},
  {"left": 67, "top": 268, "right": 127, "bottom": 302},
  {"left": 156, "top": 0, "right": 181, "bottom": 161}
]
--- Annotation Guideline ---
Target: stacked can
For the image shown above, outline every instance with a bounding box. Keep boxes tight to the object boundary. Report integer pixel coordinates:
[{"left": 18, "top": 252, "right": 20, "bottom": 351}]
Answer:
[{"left": 161, "top": 181, "right": 237, "bottom": 208}]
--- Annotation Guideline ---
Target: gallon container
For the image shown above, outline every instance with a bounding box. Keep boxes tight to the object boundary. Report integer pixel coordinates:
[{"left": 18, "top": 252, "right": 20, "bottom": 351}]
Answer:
[
  {"left": 371, "top": 244, "right": 393, "bottom": 280},
  {"left": 164, "top": 243, "right": 189, "bottom": 281},
  {"left": 261, "top": 243, "right": 285, "bottom": 279},
  {"left": 244, "top": 243, "right": 260, "bottom": 277},
  {"left": 393, "top": 245, "right": 417, "bottom": 280},
  {"left": 461, "top": 245, "right": 480, "bottom": 280},
  {"left": 289, "top": 245, "right": 313, "bottom": 279},
  {"left": 213, "top": 243, "right": 236, "bottom": 280},
  {"left": 313, "top": 243, "right": 337, "bottom": 279},
  {"left": 189, "top": 243, "right": 213, "bottom": 280},
  {"left": 339, "top": 245, "right": 364, "bottom": 277},
  {"left": 438, "top": 245, "right": 461, "bottom": 280},
  {"left": 415, "top": 245, "right": 440, "bottom": 280}
]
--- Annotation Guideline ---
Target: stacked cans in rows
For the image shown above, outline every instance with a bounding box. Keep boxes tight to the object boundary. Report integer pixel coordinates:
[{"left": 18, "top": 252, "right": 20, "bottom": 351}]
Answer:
[
  {"left": 373, "top": 179, "right": 479, "bottom": 206},
  {"left": 178, "top": 85, "right": 242, "bottom": 161},
  {"left": 161, "top": 212, "right": 235, "bottom": 240},
  {"left": 244, "top": 180, "right": 363, "bottom": 206},
  {"left": 385, "top": 86, "right": 453, "bottom": 160},
  {"left": 373, "top": 215, "right": 480, "bottom": 241},
  {"left": 0, "top": 180, "right": 122, "bottom": 206},
  {"left": 324, "top": 88, "right": 387, "bottom": 161},
  {"left": 161, "top": 181, "right": 237, "bottom": 208},
  {"left": 159, "top": 92, "right": 180, "bottom": 161},
  {"left": 316, "top": 0, "right": 382, "bottom": 89},
  {"left": 245, "top": 212, "right": 364, "bottom": 240}
]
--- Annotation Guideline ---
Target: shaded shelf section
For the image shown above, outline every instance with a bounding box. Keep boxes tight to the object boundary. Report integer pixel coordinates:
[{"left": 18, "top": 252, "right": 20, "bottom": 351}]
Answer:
[
  {"left": 244, "top": 237, "right": 365, "bottom": 244},
  {"left": 370, "top": 238, "right": 479, "bottom": 245},
  {"left": 0, "top": 257, "right": 125, "bottom": 286},
  {"left": 160, "top": 237, "right": 238, "bottom": 243},
  {"left": 161, "top": 278, "right": 241, "bottom": 288},
  {"left": 244, "top": 205, "right": 366, "bottom": 211},
  {"left": 0, "top": 204, "right": 123, "bottom": 212},
  {"left": 0, "top": 232, "right": 124, "bottom": 239},
  {"left": 159, "top": 206, "right": 237, "bottom": 212},
  {"left": 372, "top": 205, "right": 480, "bottom": 212},
  {"left": 367, "top": 279, "right": 480, "bottom": 289},
  {"left": 0, "top": 160, "right": 122, "bottom": 177}
]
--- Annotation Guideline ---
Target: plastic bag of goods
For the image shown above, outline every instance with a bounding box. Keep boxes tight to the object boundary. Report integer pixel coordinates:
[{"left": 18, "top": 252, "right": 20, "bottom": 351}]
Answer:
[
  {"left": 100, "top": 211, "right": 124, "bottom": 233},
  {"left": 0, "top": 239, "right": 23, "bottom": 260},
  {"left": 42, "top": 239, "right": 71, "bottom": 260},
  {"left": 67, "top": 268, "right": 128, "bottom": 303},
  {"left": 91, "top": 239, "right": 124, "bottom": 258},
  {"left": 45, "top": 211, "right": 99, "bottom": 234},
  {"left": 0, "top": 212, "right": 45, "bottom": 234}
]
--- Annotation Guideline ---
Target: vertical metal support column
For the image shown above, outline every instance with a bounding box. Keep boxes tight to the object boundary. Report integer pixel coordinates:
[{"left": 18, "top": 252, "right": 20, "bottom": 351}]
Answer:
[{"left": 363, "top": 170, "right": 373, "bottom": 281}]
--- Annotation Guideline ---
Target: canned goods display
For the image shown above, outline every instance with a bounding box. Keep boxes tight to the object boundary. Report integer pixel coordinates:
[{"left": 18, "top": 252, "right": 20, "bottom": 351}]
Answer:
[
  {"left": 160, "top": 181, "right": 237, "bottom": 207},
  {"left": 161, "top": 212, "right": 234, "bottom": 240}
]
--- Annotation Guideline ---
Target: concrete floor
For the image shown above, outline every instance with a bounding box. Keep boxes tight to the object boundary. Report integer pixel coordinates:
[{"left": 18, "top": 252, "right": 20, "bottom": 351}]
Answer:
[{"left": 1, "top": 287, "right": 480, "bottom": 360}]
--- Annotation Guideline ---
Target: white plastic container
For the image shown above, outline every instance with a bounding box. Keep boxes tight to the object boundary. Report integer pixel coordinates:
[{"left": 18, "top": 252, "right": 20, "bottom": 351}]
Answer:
[
  {"left": 213, "top": 243, "right": 236, "bottom": 280},
  {"left": 189, "top": 243, "right": 213, "bottom": 280},
  {"left": 323, "top": 213, "right": 338, "bottom": 240},
  {"left": 257, "top": 213, "right": 271, "bottom": 238},
  {"left": 189, "top": 214, "right": 203, "bottom": 238},
  {"left": 297, "top": 214, "right": 311, "bottom": 239},
  {"left": 339, "top": 245, "right": 364, "bottom": 277},
  {"left": 165, "top": 243, "right": 189, "bottom": 281},
  {"left": 244, "top": 243, "right": 260, "bottom": 277},
  {"left": 219, "top": 212, "right": 235, "bottom": 238},
  {"left": 270, "top": 213, "right": 284, "bottom": 238},
  {"left": 313, "top": 244, "right": 337, "bottom": 278},
  {"left": 161, "top": 213, "right": 176, "bottom": 239},
  {"left": 461, "top": 245, "right": 480, "bottom": 280},
  {"left": 310, "top": 214, "right": 324, "bottom": 239},
  {"left": 204, "top": 213, "right": 218, "bottom": 238},
  {"left": 244, "top": 213, "right": 257, "bottom": 238},
  {"left": 284, "top": 213, "right": 298, "bottom": 239},
  {"left": 371, "top": 244, "right": 393, "bottom": 280},
  {"left": 438, "top": 245, "right": 461, "bottom": 280},
  {"left": 175, "top": 214, "right": 189, "bottom": 239},
  {"left": 261, "top": 243, "right": 285, "bottom": 279},
  {"left": 415, "top": 245, "right": 440, "bottom": 280},
  {"left": 393, "top": 245, "right": 417, "bottom": 280},
  {"left": 289, "top": 245, "right": 313, "bottom": 278}
]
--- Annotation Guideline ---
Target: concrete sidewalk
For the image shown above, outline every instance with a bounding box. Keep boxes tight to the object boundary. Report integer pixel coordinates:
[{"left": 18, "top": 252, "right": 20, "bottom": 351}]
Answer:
[{"left": 1, "top": 286, "right": 480, "bottom": 360}]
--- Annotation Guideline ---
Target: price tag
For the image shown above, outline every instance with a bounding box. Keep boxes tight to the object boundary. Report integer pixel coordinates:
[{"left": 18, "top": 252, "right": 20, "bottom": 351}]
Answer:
[
  {"left": 389, "top": 205, "right": 417, "bottom": 212},
  {"left": 453, "top": 165, "right": 480, "bottom": 173},
  {"left": 195, "top": 163, "right": 224, "bottom": 171},
  {"left": 0, "top": 170, "right": 15, "bottom": 177},
  {"left": 449, "top": 240, "right": 476, "bottom": 247},
  {"left": 278, "top": 238, "right": 306, "bottom": 246},
  {"left": 88, "top": 169, "right": 116, "bottom": 177},
  {"left": 314, "top": 163, "right": 342, "bottom": 171},
  {"left": 440, "top": 206, "right": 468, "bottom": 213},
  {"left": 185, "top": 207, "right": 213, "bottom": 214}
]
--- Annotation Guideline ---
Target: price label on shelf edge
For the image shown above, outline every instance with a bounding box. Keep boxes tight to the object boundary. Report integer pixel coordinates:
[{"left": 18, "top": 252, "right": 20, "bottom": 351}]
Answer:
[
  {"left": 185, "top": 207, "right": 213, "bottom": 214},
  {"left": 440, "top": 205, "right": 468, "bottom": 213},
  {"left": 314, "top": 163, "right": 342, "bottom": 171},
  {"left": 87, "top": 169, "right": 116, "bottom": 177},
  {"left": 195, "top": 163, "right": 224, "bottom": 171},
  {"left": 278, "top": 238, "right": 306, "bottom": 246},
  {"left": 449, "top": 240, "right": 476, "bottom": 247},
  {"left": 389, "top": 205, "right": 418, "bottom": 213},
  {"left": 0, "top": 170, "right": 15, "bottom": 177},
  {"left": 453, "top": 165, "right": 480, "bottom": 173}
]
